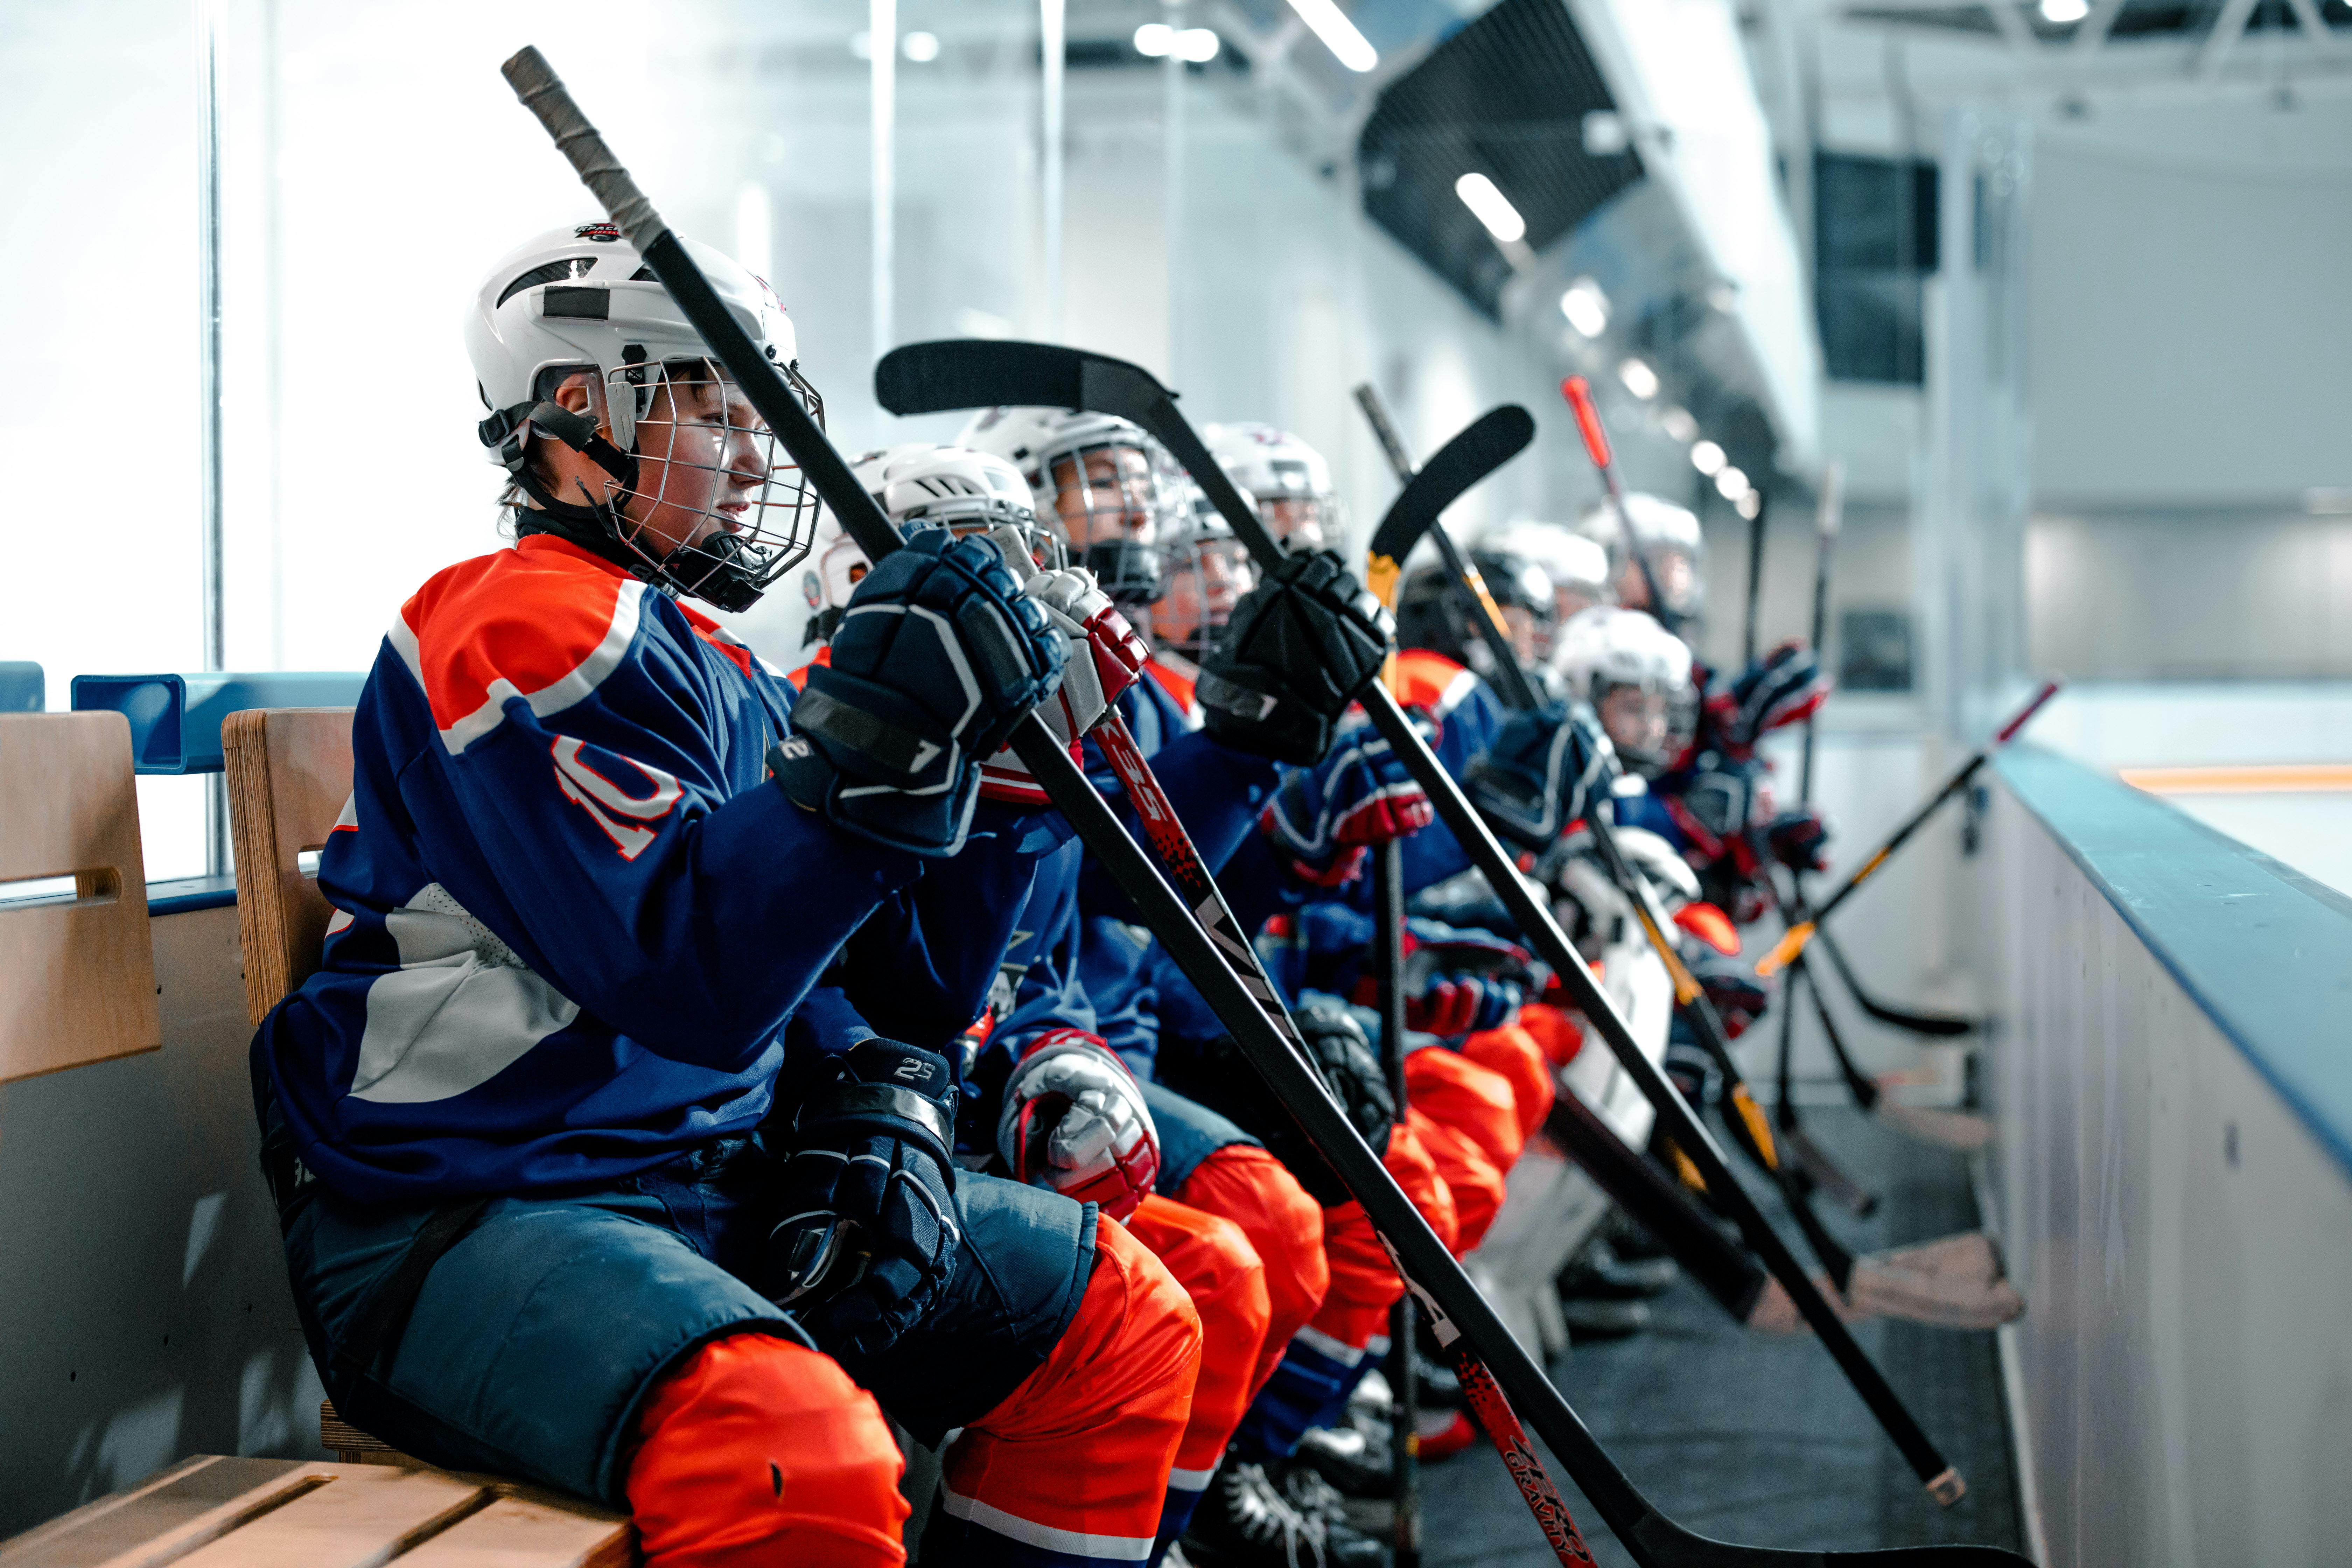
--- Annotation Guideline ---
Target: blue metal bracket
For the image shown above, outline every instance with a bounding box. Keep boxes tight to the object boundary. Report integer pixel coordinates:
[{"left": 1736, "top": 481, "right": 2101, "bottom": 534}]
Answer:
[{"left": 70, "top": 672, "right": 366, "bottom": 775}]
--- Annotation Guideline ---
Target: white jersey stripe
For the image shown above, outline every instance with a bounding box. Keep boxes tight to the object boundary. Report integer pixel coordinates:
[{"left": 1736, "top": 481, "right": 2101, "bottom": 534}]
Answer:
[
  {"left": 937, "top": 1486, "right": 1157, "bottom": 1561},
  {"left": 385, "top": 579, "right": 649, "bottom": 755}
]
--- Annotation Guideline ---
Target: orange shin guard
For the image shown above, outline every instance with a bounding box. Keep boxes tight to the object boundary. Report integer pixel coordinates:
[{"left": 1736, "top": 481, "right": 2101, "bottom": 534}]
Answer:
[
  {"left": 941, "top": 1216, "right": 1203, "bottom": 1559},
  {"left": 1406, "top": 1107, "right": 1508, "bottom": 1255},
  {"left": 1460, "top": 1022, "right": 1556, "bottom": 1143},
  {"left": 1306, "top": 1121, "right": 1456, "bottom": 1352},
  {"left": 625, "top": 1332, "right": 909, "bottom": 1568},
  {"left": 1173, "top": 1144, "right": 1329, "bottom": 1396},
  {"left": 1124, "top": 1195, "right": 1271, "bottom": 1490}
]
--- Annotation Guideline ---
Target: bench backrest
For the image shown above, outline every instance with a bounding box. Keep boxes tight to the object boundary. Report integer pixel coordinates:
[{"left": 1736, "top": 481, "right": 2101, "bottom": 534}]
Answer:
[
  {"left": 0, "top": 712, "right": 160, "bottom": 1082},
  {"left": 223, "top": 708, "right": 356, "bottom": 1027}
]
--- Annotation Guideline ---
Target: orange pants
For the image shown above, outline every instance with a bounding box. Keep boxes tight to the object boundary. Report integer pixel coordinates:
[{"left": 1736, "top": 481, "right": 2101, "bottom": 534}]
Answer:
[
  {"left": 1516, "top": 1001, "right": 1587, "bottom": 1068},
  {"left": 1461, "top": 1022, "right": 1555, "bottom": 1144},
  {"left": 1125, "top": 1195, "right": 1270, "bottom": 1497},
  {"left": 1401, "top": 1047, "right": 1522, "bottom": 1253},
  {"left": 1172, "top": 1144, "right": 1329, "bottom": 1396},
  {"left": 626, "top": 1334, "right": 909, "bottom": 1568},
  {"left": 938, "top": 1217, "right": 1203, "bottom": 1561},
  {"left": 1303, "top": 1119, "right": 1457, "bottom": 1353}
]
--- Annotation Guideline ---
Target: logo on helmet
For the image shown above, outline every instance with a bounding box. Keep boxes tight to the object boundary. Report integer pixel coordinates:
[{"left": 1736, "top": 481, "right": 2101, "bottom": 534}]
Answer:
[{"left": 574, "top": 221, "right": 623, "bottom": 243}]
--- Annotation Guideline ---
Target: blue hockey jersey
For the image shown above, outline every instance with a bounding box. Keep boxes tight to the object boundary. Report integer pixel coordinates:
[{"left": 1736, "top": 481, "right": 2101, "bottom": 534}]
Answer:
[{"left": 254, "top": 534, "right": 935, "bottom": 1204}]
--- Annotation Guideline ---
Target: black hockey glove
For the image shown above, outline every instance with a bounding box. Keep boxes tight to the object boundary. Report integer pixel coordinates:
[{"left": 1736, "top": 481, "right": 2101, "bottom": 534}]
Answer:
[
  {"left": 1766, "top": 807, "right": 1832, "bottom": 874},
  {"left": 765, "top": 1038, "right": 961, "bottom": 1357},
  {"left": 776, "top": 529, "right": 1065, "bottom": 857},
  {"left": 1690, "top": 955, "right": 1770, "bottom": 1040},
  {"left": 1157, "top": 1002, "right": 1393, "bottom": 1208},
  {"left": 1198, "top": 550, "right": 1391, "bottom": 765},
  {"left": 1463, "top": 701, "right": 1611, "bottom": 851}
]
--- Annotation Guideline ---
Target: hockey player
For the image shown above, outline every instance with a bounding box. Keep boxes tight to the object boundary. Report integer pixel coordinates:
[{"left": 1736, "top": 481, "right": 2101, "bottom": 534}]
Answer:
[
  {"left": 962, "top": 405, "right": 1175, "bottom": 609},
  {"left": 1203, "top": 421, "right": 1344, "bottom": 552},
  {"left": 792, "top": 436, "right": 1405, "bottom": 1568},
  {"left": 1575, "top": 491, "right": 1707, "bottom": 636},
  {"left": 1477, "top": 520, "right": 1615, "bottom": 659},
  {"left": 250, "top": 226, "right": 1218, "bottom": 1568}
]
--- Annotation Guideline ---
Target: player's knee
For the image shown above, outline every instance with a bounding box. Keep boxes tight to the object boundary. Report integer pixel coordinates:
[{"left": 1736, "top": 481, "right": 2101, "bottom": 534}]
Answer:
[
  {"left": 1386, "top": 1120, "right": 1460, "bottom": 1253},
  {"left": 627, "top": 1333, "right": 908, "bottom": 1568},
  {"left": 1132, "top": 1196, "right": 1271, "bottom": 1351},
  {"left": 1093, "top": 1215, "right": 1209, "bottom": 1396},
  {"left": 1407, "top": 1049, "right": 1525, "bottom": 1171},
  {"left": 1178, "top": 1144, "right": 1329, "bottom": 1336},
  {"left": 1462, "top": 1022, "right": 1555, "bottom": 1140}
]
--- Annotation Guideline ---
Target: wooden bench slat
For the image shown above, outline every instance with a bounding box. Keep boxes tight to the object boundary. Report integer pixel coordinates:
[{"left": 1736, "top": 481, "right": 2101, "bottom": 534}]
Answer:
[
  {"left": 396, "top": 1497, "right": 633, "bottom": 1568},
  {"left": 1, "top": 1458, "right": 330, "bottom": 1568},
  {"left": 169, "top": 1467, "right": 491, "bottom": 1568}
]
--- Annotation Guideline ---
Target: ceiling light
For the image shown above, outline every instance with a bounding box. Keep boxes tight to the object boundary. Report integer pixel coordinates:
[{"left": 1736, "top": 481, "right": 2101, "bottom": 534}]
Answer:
[
  {"left": 1287, "top": 0, "right": 1378, "bottom": 72},
  {"left": 1135, "top": 22, "right": 1220, "bottom": 61},
  {"left": 1716, "top": 465, "right": 1750, "bottom": 500},
  {"left": 1660, "top": 406, "right": 1698, "bottom": 443},
  {"left": 1690, "top": 440, "right": 1725, "bottom": 477},
  {"left": 1581, "top": 111, "right": 1629, "bottom": 157},
  {"left": 1455, "top": 173, "right": 1526, "bottom": 245},
  {"left": 902, "top": 30, "right": 940, "bottom": 62},
  {"left": 1559, "top": 278, "right": 1609, "bottom": 337},
  {"left": 1735, "top": 489, "right": 1762, "bottom": 519},
  {"left": 1617, "top": 357, "right": 1659, "bottom": 400},
  {"left": 2040, "top": 0, "right": 2089, "bottom": 21}
]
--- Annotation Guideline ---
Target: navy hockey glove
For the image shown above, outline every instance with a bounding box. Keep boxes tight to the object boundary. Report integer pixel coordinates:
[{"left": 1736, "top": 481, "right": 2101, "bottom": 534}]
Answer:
[
  {"left": 1259, "top": 716, "right": 1433, "bottom": 887},
  {"left": 1464, "top": 702, "right": 1610, "bottom": 851},
  {"left": 776, "top": 529, "right": 1065, "bottom": 856},
  {"left": 765, "top": 1038, "right": 961, "bottom": 1357},
  {"left": 1711, "top": 640, "right": 1830, "bottom": 757},
  {"left": 1766, "top": 807, "right": 1832, "bottom": 874},
  {"left": 1198, "top": 550, "right": 1391, "bottom": 765}
]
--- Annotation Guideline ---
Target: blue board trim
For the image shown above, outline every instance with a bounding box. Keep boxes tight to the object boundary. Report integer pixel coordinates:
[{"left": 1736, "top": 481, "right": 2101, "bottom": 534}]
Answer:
[
  {"left": 70, "top": 672, "right": 365, "bottom": 774},
  {"left": 1998, "top": 745, "right": 2352, "bottom": 1178},
  {"left": 146, "top": 875, "right": 238, "bottom": 916}
]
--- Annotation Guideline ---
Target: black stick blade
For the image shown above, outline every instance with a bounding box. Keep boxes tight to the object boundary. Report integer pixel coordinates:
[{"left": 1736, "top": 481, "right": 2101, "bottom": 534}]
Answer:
[
  {"left": 1368, "top": 404, "right": 1535, "bottom": 564},
  {"left": 874, "top": 338, "right": 1169, "bottom": 426}
]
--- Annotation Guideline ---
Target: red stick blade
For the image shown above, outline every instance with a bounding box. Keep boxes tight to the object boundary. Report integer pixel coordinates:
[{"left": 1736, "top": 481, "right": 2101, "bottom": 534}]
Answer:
[{"left": 1561, "top": 376, "right": 1611, "bottom": 471}]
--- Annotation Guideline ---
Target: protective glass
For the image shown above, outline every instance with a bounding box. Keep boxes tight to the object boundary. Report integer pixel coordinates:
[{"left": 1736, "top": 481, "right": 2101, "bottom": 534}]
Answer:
[{"left": 598, "top": 355, "right": 824, "bottom": 607}]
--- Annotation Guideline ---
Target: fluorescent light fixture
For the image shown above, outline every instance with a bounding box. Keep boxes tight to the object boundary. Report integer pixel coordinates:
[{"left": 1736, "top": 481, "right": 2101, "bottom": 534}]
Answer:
[
  {"left": 1287, "top": 0, "right": 1378, "bottom": 73},
  {"left": 1135, "top": 22, "right": 1220, "bottom": 61},
  {"left": 1454, "top": 173, "right": 1525, "bottom": 244},
  {"left": 902, "top": 29, "right": 940, "bottom": 61},
  {"left": 1690, "top": 440, "right": 1726, "bottom": 477},
  {"left": 1559, "top": 277, "right": 1609, "bottom": 337},
  {"left": 1660, "top": 406, "right": 1698, "bottom": 443},
  {"left": 1735, "top": 489, "right": 1762, "bottom": 519},
  {"left": 1716, "top": 465, "right": 1749, "bottom": 500},
  {"left": 1617, "top": 357, "right": 1660, "bottom": 399},
  {"left": 1581, "top": 111, "right": 1629, "bottom": 157},
  {"left": 2039, "top": 0, "right": 2089, "bottom": 21}
]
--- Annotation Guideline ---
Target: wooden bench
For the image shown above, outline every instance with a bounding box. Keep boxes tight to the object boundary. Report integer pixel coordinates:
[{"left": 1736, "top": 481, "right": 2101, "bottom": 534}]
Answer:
[
  {"left": 0, "top": 712, "right": 160, "bottom": 1084},
  {"left": 0, "top": 1455, "right": 628, "bottom": 1567}
]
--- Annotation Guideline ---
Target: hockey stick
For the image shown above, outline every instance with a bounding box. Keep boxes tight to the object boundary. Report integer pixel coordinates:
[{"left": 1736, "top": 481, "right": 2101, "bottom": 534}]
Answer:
[
  {"left": 875, "top": 340, "right": 2015, "bottom": 1530},
  {"left": 1367, "top": 388, "right": 1995, "bottom": 1440},
  {"left": 497, "top": 55, "right": 1647, "bottom": 1567},
  {"left": 1798, "top": 962, "right": 1993, "bottom": 1153},
  {"left": 1741, "top": 493, "right": 1768, "bottom": 668},
  {"left": 1756, "top": 679, "right": 2062, "bottom": 978},
  {"left": 1811, "top": 925, "right": 1976, "bottom": 1037}
]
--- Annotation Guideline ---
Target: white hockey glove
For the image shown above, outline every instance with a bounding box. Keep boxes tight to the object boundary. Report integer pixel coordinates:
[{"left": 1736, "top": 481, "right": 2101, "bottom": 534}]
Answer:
[
  {"left": 997, "top": 1028, "right": 1160, "bottom": 1221},
  {"left": 977, "top": 535, "right": 1149, "bottom": 804}
]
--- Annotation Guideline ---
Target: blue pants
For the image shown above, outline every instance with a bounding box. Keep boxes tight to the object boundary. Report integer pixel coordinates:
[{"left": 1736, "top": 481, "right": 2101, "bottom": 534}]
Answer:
[
  {"left": 1142, "top": 1080, "right": 1254, "bottom": 1193},
  {"left": 280, "top": 1137, "right": 1096, "bottom": 1506}
]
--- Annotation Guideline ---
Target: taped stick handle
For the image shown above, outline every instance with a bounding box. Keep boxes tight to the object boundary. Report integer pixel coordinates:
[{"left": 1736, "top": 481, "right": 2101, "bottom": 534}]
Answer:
[{"left": 501, "top": 49, "right": 665, "bottom": 250}]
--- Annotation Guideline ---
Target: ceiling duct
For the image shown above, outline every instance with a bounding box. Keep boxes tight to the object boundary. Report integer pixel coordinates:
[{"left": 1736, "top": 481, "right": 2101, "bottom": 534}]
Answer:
[{"left": 1357, "top": 0, "right": 1644, "bottom": 322}]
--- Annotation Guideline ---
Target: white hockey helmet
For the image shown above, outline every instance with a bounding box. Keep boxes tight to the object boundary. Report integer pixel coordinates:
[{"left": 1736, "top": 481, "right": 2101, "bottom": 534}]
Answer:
[
  {"left": 1203, "top": 421, "right": 1342, "bottom": 551},
  {"left": 788, "top": 443, "right": 1049, "bottom": 661},
  {"left": 465, "top": 222, "right": 821, "bottom": 612},
  {"left": 961, "top": 406, "right": 1170, "bottom": 606},
  {"left": 1549, "top": 606, "right": 1694, "bottom": 776},
  {"left": 1575, "top": 493, "right": 1706, "bottom": 633},
  {"left": 1481, "top": 520, "right": 1614, "bottom": 632}
]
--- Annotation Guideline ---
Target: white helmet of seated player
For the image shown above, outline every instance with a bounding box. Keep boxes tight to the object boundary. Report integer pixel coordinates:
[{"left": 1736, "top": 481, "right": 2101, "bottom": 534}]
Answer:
[
  {"left": 1480, "top": 520, "right": 1614, "bottom": 654},
  {"left": 465, "top": 222, "right": 821, "bottom": 613},
  {"left": 1203, "top": 421, "right": 1342, "bottom": 552},
  {"left": 1574, "top": 493, "right": 1705, "bottom": 635},
  {"left": 1549, "top": 606, "right": 1694, "bottom": 777},
  {"left": 1150, "top": 503, "right": 1257, "bottom": 663},
  {"left": 788, "top": 443, "right": 1054, "bottom": 661},
  {"left": 960, "top": 406, "right": 1172, "bottom": 608}
]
